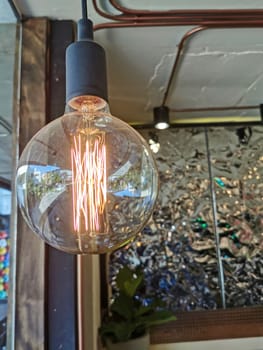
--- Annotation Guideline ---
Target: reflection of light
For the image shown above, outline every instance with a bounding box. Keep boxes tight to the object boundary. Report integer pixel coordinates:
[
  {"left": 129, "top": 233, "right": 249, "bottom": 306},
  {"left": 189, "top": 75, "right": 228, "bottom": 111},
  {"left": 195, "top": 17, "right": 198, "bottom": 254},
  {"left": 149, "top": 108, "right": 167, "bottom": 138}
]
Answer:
[
  {"left": 71, "top": 127, "right": 107, "bottom": 234},
  {"left": 16, "top": 164, "right": 28, "bottom": 177},
  {"left": 149, "top": 139, "right": 160, "bottom": 153},
  {"left": 17, "top": 164, "right": 60, "bottom": 176},
  {"left": 148, "top": 132, "right": 160, "bottom": 154},
  {"left": 39, "top": 188, "right": 65, "bottom": 214},
  {"left": 109, "top": 160, "right": 132, "bottom": 178}
]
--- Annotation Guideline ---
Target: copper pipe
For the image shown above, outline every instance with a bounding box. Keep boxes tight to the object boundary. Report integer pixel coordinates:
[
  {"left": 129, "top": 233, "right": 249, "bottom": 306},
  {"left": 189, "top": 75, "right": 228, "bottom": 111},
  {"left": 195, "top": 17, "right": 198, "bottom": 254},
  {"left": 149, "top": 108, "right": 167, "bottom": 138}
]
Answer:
[
  {"left": 92, "top": 0, "right": 130, "bottom": 21},
  {"left": 94, "top": 21, "right": 190, "bottom": 31},
  {"left": 162, "top": 25, "right": 206, "bottom": 106},
  {"left": 93, "top": 0, "right": 263, "bottom": 23},
  {"left": 94, "top": 20, "right": 263, "bottom": 31},
  {"left": 109, "top": 0, "right": 263, "bottom": 17},
  {"left": 77, "top": 255, "right": 84, "bottom": 350}
]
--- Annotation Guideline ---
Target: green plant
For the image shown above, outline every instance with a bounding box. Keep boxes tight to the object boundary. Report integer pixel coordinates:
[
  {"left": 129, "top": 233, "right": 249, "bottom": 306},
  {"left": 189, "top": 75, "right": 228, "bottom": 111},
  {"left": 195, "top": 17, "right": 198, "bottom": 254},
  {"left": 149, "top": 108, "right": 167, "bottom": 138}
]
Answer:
[{"left": 99, "top": 265, "right": 176, "bottom": 345}]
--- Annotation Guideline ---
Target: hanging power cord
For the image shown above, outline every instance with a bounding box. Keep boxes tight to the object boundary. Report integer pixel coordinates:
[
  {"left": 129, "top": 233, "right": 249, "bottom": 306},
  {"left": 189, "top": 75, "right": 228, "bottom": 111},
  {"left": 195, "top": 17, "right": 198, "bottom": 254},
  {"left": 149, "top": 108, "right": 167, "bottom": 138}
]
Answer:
[
  {"left": 81, "top": 0, "right": 88, "bottom": 19},
  {"left": 78, "top": 4, "right": 86, "bottom": 350}
]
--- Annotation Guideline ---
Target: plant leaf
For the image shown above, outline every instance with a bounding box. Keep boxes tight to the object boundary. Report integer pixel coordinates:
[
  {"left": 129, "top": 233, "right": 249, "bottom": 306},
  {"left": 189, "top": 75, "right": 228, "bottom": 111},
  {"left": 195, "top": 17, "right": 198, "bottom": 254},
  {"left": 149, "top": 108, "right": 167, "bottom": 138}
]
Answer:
[
  {"left": 116, "top": 266, "right": 143, "bottom": 297},
  {"left": 110, "top": 292, "right": 135, "bottom": 320},
  {"left": 134, "top": 304, "right": 155, "bottom": 318}
]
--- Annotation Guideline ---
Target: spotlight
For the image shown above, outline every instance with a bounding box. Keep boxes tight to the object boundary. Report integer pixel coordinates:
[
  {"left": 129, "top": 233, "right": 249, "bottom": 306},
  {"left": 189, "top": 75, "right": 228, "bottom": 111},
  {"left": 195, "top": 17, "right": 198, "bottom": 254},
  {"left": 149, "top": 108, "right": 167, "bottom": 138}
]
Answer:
[{"left": 154, "top": 106, "right": 170, "bottom": 130}]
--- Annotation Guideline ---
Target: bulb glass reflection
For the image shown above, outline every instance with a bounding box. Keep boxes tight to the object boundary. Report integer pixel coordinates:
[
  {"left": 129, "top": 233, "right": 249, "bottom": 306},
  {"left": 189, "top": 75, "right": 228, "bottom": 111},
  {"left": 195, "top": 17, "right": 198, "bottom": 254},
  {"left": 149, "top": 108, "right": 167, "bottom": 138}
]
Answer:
[{"left": 16, "top": 99, "right": 158, "bottom": 254}]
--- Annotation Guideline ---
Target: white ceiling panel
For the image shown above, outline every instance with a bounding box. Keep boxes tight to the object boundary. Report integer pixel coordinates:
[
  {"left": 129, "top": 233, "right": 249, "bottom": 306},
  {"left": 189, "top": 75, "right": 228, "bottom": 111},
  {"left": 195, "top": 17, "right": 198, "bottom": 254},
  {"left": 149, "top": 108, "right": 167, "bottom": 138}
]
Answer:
[{"left": 169, "top": 28, "right": 263, "bottom": 110}]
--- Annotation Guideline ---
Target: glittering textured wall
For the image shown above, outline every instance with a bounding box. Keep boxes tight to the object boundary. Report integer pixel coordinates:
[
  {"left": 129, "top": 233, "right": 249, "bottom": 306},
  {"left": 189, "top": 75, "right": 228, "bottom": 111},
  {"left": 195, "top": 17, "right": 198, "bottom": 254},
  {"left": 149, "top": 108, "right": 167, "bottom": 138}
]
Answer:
[{"left": 110, "top": 126, "right": 263, "bottom": 311}]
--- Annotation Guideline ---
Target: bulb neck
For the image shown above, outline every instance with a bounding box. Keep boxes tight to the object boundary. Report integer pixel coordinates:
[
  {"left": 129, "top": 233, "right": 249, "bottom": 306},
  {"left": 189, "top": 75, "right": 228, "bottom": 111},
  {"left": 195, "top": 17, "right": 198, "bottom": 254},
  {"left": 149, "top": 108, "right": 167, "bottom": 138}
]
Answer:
[{"left": 68, "top": 95, "right": 109, "bottom": 113}]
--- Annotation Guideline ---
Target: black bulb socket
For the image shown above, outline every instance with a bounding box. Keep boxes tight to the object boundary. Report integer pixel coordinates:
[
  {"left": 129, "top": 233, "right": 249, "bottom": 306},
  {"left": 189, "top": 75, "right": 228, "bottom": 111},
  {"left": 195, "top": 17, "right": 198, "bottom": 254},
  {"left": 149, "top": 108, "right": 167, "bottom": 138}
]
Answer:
[{"left": 66, "top": 19, "right": 108, "bottom": 106}]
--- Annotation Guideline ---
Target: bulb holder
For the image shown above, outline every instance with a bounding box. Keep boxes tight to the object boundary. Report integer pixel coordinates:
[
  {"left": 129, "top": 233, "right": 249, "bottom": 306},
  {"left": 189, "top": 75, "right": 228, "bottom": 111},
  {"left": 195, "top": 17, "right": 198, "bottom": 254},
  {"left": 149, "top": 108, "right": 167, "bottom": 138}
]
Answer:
[
  {"left": 154, "top": 106, "right": 170, "bottom": 130},
  {"left": 66, "top": 19, "right": 108, "bottom": 107}
]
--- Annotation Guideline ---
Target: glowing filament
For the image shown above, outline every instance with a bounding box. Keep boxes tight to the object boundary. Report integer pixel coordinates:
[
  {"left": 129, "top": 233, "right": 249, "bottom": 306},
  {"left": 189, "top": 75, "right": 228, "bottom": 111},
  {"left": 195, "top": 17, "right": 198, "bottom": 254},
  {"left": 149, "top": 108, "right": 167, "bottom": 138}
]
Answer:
[{"left": 71, "top": 129, "right": 107, "bottom": 234}]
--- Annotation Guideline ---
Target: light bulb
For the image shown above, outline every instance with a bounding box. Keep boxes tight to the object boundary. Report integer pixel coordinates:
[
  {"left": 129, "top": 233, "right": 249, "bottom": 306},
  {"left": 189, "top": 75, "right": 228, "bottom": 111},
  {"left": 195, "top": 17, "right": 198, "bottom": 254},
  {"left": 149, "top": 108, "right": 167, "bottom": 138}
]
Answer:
[
  {"left": 155, "top": 121, "right": 169, "bottom": 130},
  {"left": 16, "top": 96, "right": 158, "bottom": 254}
]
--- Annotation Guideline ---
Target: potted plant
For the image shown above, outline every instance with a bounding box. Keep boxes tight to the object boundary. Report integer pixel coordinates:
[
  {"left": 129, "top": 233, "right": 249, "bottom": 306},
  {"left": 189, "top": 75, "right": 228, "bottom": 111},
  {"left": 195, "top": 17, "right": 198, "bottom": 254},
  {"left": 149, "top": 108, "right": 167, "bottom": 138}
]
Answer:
[{"left": 99, "top": 265, "right": 176, "bottom": 350}]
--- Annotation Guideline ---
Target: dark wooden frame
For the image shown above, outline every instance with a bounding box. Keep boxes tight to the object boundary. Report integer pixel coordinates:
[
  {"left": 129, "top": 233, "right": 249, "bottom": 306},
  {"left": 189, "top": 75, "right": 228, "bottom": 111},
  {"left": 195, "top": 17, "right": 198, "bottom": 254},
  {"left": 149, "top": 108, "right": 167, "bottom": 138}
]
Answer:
[
  {"left": 150, "top": 306, "right": 263, "bottom": 343},
  {"left": 13, "top": 18, "right": 47, "bottom": 350},
  {"left": 46, "top": 20, "right": 78, "bottom": 350}
]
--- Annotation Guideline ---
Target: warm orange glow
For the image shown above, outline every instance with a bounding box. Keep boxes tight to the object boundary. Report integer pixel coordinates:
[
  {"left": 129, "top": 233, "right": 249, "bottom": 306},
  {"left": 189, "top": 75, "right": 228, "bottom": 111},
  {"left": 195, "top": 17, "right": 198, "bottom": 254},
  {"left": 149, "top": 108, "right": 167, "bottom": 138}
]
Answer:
[{"left": 71, "top": 126, "right": 107, "bottom": 235}]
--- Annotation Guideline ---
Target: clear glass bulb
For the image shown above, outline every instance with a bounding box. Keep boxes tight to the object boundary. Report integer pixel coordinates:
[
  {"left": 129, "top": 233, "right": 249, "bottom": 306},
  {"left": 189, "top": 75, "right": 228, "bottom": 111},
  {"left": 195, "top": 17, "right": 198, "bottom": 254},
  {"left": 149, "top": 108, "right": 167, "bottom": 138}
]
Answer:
[{"left": 16, "top": 97, "right": 158, "bottom": 254}]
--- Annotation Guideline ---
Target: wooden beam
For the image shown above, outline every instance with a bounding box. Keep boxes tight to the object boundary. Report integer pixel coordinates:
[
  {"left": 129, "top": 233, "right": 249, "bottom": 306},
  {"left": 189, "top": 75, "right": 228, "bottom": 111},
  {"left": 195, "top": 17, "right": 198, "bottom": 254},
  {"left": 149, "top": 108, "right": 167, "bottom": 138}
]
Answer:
[
  {"left": 151, "top": 306, "right": 263, "bottom": 344},
  {"left": 15, "top": 18, "right": 48, "bottom": 350}
]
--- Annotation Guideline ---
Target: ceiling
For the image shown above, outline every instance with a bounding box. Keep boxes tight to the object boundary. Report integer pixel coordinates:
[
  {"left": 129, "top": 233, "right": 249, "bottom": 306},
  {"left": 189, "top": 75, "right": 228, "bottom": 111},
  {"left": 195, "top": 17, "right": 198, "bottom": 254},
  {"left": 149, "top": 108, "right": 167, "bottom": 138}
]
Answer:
[
  {"left": 2, "top": 0, "right": 263, "bottom": 182},
  {"left": 12, "top": 0, "right": 263, "bottom": 124}
]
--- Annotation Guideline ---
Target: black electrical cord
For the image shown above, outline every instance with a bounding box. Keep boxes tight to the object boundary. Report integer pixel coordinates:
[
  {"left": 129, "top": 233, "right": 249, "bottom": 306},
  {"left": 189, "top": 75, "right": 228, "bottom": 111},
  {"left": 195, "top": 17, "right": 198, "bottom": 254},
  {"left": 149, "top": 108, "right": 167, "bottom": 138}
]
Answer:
[
  {"left": 81, "top": 0, "right": 88, "bottom": 19},
  {"left": 77, "top": 0, "right": 93, "bottom": 41}
]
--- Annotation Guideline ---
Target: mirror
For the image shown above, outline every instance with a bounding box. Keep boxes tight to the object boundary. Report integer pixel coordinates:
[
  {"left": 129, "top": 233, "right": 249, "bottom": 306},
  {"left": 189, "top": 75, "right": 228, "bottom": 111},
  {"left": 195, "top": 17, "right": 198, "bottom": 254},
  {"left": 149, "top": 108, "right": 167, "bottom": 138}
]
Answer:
[
  {"left": 110, "top": 126, "right": 263, "bottom": 310},
  {"left": 0, "top": 1, "right": 20, "bottom": 348},
  {"left": 106, "top": 126, "right": 263, "bottom": 343}
]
